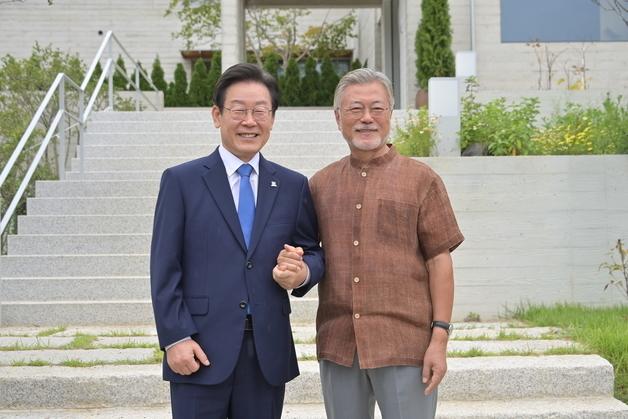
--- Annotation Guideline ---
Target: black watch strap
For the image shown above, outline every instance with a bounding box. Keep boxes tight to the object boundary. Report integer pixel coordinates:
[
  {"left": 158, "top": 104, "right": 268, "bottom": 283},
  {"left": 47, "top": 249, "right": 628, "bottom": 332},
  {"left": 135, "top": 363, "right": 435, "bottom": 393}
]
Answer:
[{"left": 431, "top": 320, "right": 453, "bottom": 335}]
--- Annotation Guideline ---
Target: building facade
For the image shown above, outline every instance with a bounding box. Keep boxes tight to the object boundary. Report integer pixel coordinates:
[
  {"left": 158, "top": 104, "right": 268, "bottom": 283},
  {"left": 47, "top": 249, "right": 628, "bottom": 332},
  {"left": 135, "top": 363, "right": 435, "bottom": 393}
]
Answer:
[{"left": 1, "top": 0, "right": 627, "bottom": 108}]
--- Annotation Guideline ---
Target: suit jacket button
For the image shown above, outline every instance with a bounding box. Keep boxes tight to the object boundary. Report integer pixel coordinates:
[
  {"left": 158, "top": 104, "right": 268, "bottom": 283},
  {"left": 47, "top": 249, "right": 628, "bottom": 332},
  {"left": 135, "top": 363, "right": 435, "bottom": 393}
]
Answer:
[
  {"left": 246, "top": 261, "right": 253, "bottom": 269},
  {"left": 239, "top": 301, "right": 247, "bottom": 309}
]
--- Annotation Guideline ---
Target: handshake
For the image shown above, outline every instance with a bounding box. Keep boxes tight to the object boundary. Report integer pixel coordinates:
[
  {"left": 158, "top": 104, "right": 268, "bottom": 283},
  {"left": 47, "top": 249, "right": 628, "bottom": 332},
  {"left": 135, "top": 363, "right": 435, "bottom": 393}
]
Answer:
[{"left": 272, "top": 244, "right": 308, "bottom": 290}]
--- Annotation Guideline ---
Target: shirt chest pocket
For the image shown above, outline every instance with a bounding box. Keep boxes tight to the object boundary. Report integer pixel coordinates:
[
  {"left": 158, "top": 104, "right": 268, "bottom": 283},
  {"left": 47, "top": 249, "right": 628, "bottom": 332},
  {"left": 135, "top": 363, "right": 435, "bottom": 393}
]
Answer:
[{"left": 376, "top": 199, "right": 418, "bottom": 245}]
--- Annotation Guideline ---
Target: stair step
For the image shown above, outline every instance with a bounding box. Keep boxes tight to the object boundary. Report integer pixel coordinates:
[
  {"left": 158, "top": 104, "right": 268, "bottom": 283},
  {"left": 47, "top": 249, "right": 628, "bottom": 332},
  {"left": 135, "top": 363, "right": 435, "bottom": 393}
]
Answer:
[
  {"left": 83, "top": 131, "right": 344, "bottom": 145},
  {"left": 83, "top": 143, "right": 349, "bottom": 158},
  {"left": 1, "top": 276, "right": 151, "bottom": 301},
  {"left": 2, "top": 398, "right": 627, "bottom": 419},
  {"left": 87, "top": 120, "right": 340, "bottom": 132},
  {"left": 70, "top": 155, "right": 338, "bottom": 172},
  {"left": 64, "top": 170, "right": 318, "bottom": 181},
  {"left": 27, "top": 197, "right": 156, "bottom": 215},
  {"left": 0, "top": 356, "right": 616, "bottom": 409},
  {"left": 36, "top": 180, "right": 160, "bottom": 198},
  {"left": 89, "top": 109, "right": 337, "bottom": 121},
  {"left": 0, "top": 254, "right": 148, "bottom": 277},
  {"left": 18, "top": 215, "right": 153, "bottom": 234},
  {"left": 0, "top": 298, "right": 318, "bottom": 326},
  {"left": 7, "top": 234, "right": 152, "bottom": 255}
]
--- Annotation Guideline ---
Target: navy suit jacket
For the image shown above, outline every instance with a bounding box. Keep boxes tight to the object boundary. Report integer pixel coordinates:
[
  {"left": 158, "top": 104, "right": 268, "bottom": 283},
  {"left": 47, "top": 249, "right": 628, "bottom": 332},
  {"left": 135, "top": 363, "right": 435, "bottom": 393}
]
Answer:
[{"left": 150, "top": 148, "right": 324, "bottom": 386}]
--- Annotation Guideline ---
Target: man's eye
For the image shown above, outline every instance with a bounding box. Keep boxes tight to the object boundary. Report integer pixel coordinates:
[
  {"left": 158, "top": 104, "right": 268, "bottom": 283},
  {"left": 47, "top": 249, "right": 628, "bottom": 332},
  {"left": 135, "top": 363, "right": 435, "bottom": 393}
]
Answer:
[
  {"left": 350, "top": 108, "right": 364, "bottom": 114},
  {"left": 371, "top": 107, "right": 385, "bottom": 114}
]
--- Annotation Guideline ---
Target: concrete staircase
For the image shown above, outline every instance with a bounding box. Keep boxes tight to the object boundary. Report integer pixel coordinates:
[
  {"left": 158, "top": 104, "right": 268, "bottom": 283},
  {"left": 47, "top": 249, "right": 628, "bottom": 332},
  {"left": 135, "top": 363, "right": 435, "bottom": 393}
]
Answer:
[{"left": 0, "top": 110, "right": 627, "bottom": 418}]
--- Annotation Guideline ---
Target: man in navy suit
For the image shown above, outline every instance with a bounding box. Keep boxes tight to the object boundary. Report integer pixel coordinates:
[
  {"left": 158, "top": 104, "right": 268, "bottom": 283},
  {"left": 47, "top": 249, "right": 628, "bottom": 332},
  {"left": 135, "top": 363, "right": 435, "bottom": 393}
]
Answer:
[{"left": 150, "top": 63, "right": 324, "bottom": 419}]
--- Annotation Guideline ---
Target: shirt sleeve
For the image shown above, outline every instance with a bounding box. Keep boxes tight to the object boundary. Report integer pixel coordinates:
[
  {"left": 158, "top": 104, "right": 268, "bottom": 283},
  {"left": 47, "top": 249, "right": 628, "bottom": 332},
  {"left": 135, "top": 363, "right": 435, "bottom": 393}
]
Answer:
[{"left": 417, "top": 175, "right": 464, "bottom": 260}]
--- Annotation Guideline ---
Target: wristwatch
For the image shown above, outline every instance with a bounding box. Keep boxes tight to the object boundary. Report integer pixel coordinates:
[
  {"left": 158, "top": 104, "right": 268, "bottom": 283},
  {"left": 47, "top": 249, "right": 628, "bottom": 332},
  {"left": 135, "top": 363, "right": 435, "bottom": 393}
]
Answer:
[{"left": 431, "top": 320, "right": 453, "bottom": 335}]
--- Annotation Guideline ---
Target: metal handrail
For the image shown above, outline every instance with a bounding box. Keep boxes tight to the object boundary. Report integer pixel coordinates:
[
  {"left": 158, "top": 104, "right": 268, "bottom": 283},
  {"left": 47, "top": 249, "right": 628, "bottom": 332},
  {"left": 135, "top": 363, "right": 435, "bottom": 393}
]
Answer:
[{"left": 0, "top": 30, "right": 161, "bottom": 237}]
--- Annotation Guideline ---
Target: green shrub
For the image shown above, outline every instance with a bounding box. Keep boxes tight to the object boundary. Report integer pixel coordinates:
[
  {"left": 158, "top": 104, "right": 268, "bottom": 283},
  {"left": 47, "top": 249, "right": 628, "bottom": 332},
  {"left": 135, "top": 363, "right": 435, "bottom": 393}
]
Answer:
[
  {"left": 113, "top": 55, "right": 128, "bottom": 90},
  {"left": 171, "top": 63, "right": 189, "bottom": 107},
  {"left": 301, "top": 56, "right": 319, "bottom": 106},
  {"left": 206, "top": 52, "right": 221, "bottom": 106},
  {"left": 460, "top": 84, "right": 539, "bottom": 156},
  {"left": 392, "top": 108, "right": 436, "bottom": 157},
  {"left": 532, "top": 96, "right": 628, "bottom": 155},
  {"left": 188, "top": 59, "right": 209, "bottom": 106},
  {"left": 318, "top": 56, "right": 338, "bottom": 106},
  {"left": 281, "top": 58, "right": 301, "bottom": 106},
  {"left": 151, "top": 56, "right": 168, "bottom": 93},
  {"left": 415, "top": 0, "right": 455, "bottom": 90}
]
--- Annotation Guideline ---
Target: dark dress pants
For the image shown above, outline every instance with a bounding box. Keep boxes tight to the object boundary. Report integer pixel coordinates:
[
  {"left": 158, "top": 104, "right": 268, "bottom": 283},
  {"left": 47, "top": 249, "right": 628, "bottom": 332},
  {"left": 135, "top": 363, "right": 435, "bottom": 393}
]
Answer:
[{"left": 170, "top": 330, "right": 285, "bottom": 419}]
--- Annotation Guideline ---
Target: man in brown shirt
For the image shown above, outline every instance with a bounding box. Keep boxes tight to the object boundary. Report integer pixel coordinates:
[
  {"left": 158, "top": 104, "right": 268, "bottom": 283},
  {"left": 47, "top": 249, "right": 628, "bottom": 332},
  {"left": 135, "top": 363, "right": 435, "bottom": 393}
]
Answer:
[{"left": 294, "top": 68, "right": 464, "bottom": 419}]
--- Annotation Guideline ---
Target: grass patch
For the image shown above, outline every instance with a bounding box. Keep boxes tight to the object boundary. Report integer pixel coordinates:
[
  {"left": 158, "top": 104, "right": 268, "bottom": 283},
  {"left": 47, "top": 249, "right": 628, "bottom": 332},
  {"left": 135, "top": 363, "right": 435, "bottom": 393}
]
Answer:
[
  {"left": 100, "top": 330, "right": 151, "bottom": 337},
  {"left": 98, "top": 342, "right": 159, "bottom": 350},
  {"left": 512, "top": 303, "right": 628, "bottom": 403},
  {"left": 10, "top": 360, "right": 51, "bottom": 367},
  {"left": 294, "top": 337, "right": 316, "bottom": 344},
  {"left": 451, "top": 331, "right": 540, "bottom": 341},
  {"left": 0, "top": 340, "right": 52, "bottom": 351},
  {"left": 62, "top": 334, "right": 97, "bottom": 350},
  {"left": 298, "top": 355, "right": 318, "bottom": 361},
  {"left": 36, "top": 326, "right": 67, "bottom": 337},
  {"left": 60, "top": 349, "right": 163, "bottom": 367}
]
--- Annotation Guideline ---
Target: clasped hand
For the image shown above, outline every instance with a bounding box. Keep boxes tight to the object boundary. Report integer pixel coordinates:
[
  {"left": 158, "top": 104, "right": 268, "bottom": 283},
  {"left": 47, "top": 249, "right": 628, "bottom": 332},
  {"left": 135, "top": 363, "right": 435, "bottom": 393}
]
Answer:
[{"left": 272, "top": 244, "right": 307, "bottom": 290}]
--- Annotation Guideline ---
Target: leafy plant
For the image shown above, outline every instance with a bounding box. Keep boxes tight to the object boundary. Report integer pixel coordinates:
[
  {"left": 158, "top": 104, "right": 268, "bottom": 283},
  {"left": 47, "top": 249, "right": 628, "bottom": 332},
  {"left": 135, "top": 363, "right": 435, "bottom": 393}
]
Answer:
[
  {"left": 151, "top": 55, "right": 168, "bottom": 93},
  {"left": 392, "top": 108, "right": 436, "bottom": 157},
  {"left": 599, "top": 239, "right": 628, "bottom": 299},
  {"left": 301, "top": 56, "right": 320, "bottom": 106},
  {"left": 415, "top": 0, "right": 455, "bottom": 90},
  {"left": 460, "top": 80, "right": 539, "bottom": 155},
  {"left": 280, "top": 58, "right": 301, "bottom": 106},
  {"left": 171, "top": 63, "right": 189, "bottom": 107},
  {"left": 206, "top": 51, "right": 221, "bottom": 106}
]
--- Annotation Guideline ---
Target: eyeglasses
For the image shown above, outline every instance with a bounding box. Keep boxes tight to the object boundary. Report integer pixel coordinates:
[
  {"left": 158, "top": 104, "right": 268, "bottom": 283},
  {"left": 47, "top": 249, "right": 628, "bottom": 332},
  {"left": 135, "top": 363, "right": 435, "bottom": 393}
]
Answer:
[
  {"left": 342, "top": 105, "right": 390, "bottom": 119},
  {"left": 223, "top": 106, "right": 272, "bottom": 122}
]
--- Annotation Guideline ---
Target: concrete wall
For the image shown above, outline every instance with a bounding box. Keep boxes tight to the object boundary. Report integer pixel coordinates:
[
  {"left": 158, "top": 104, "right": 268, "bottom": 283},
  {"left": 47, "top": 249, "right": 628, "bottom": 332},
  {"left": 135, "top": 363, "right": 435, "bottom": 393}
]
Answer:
[{"left": 419, "top": 155, "right": 628, "bottom": 320}]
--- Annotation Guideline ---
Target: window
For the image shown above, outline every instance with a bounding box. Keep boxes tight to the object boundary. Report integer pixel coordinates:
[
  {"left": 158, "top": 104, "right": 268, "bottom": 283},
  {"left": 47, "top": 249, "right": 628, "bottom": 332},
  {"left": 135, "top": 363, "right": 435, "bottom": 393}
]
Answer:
[{"left": 501, "top": 0, "right": 628, "bottom": 42}]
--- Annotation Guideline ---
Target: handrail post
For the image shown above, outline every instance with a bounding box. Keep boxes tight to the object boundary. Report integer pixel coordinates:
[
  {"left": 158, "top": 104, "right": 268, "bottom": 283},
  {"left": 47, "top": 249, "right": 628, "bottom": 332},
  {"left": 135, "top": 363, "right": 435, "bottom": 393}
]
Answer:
[
  {"left": 108, "top": 37, "right": 114, "bottom": 110},
  {"left": 79, "top": 89, "right": 85, "bottom": 174},
  {"left": 135, "top": 62, "right": 140, "bottom": 111},
  {"left": 57, "top": 77, "right": 66, "bottom": 180}
]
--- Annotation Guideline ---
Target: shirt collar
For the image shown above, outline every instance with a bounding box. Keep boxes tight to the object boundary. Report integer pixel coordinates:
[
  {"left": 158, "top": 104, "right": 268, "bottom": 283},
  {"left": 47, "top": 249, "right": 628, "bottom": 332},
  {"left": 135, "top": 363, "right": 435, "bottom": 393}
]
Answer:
[
  {"left": 218, "top": 145, "right": 260, "bottom": 177},
  {"left": 350, "top": 144, "right": 397, "bottom": 169}
]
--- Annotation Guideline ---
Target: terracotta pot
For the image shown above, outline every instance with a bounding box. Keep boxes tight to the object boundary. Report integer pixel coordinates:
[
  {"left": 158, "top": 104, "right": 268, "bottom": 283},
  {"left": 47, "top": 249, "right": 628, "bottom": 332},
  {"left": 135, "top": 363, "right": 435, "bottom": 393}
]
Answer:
[{"left": 415, "top": 88, "right": 429, "bottom": 108}]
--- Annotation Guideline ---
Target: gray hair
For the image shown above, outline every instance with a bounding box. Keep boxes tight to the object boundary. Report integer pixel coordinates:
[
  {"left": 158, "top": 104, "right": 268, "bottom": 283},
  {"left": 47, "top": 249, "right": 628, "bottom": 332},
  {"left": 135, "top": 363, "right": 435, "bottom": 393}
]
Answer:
[{"left": 333, "top": 68, "right": 395, "bottom": 110}]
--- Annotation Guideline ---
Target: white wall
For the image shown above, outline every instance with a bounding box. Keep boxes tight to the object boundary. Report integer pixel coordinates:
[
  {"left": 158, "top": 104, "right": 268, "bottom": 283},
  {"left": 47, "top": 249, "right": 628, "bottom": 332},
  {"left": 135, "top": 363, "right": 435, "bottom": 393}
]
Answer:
[{"left": 419, "top": 155, "right": 628, "bottom": 320}]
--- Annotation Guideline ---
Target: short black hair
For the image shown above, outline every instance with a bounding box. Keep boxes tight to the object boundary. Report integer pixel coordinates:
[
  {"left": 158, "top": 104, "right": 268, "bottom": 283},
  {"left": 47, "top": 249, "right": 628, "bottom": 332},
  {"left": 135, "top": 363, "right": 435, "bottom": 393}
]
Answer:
[{"left": 212, "top": 63, "right": 280, "bottom": 114}]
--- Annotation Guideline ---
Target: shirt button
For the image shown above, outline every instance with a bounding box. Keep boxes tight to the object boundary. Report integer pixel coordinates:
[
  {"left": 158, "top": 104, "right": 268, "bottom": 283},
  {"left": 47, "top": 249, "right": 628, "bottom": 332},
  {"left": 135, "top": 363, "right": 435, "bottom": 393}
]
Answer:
[
  {"left": 353, "top": 240, "right": 359, "bottom": 246},
  {"left": 355, "top": 203, "right": 362, "bottom": 210},
  {"left": 246, "top": 261, "right": 253, "bottom": 269},
  {"left": 239, "top": 301, "right": 248, "bottom": 309},
  {"left": 353, "top": 277, "right": 360, "bottom": 283},
  {"left": 361, "top": 172, "right": 367, "bottom": 177},
  {"left": 354, "top": 313, "right": 360, "bottom": 319}
]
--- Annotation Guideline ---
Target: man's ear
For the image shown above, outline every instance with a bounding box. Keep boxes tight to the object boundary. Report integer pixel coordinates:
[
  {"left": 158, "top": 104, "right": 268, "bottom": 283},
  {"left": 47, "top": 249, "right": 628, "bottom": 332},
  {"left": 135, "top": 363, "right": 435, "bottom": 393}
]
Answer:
[
  {"left": 334, "top": 109, "right": 341, "bottom": 129},
  {"left": 211, "top": 105, "right": 221, "bottom": 128}
]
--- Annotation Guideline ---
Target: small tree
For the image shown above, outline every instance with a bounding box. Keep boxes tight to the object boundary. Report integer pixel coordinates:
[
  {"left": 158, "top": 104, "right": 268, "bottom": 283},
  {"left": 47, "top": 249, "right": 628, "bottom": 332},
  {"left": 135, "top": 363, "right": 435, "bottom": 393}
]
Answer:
[
  {"left": 206, "top": 52, "right": 221, "bottom": 105},
  {"left": 135, "top": 61, "right": 152, "bottom": 91},
  {"left": 301, "top": 56, "right": 319, "bottom": 106},
  {"left": 164, "top": 81, "right": 175, "bottom": 107},
  {"left": 263, "top": 51, "right": 281, "bottom": 82},
  {"left": 188, "top": 59, "right": 209, "bottom": 106},
  {"left": 172, "top": 63, "right": 189, "bottom": 107},
  {"left": 415, "top": 0, "right": 455, "bottom": 90},
  {"left": 351, "top": 58, "right": 363, "bottom": 70},
  {"left": 151, "top": 56, "right": 168, "bottom": 93},
  {"left": 113, "top": 54, "right": 129, "bottom": 90},
  {"left": 318, "top": 56, "right": 338, "bottom": 106},
  {"left": 280, "top": 58, "right": 301, "bottom": 106}
]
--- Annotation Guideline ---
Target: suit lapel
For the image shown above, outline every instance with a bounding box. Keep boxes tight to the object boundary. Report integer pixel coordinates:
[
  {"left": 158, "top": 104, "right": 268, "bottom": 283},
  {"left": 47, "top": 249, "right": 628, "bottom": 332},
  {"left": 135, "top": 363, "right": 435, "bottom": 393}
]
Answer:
[
  {"left": 201, "top": 149, "right": 247, "bottom": 252},
  {"left": 248, "top": 155, "right": 279, "bottom": 256}
]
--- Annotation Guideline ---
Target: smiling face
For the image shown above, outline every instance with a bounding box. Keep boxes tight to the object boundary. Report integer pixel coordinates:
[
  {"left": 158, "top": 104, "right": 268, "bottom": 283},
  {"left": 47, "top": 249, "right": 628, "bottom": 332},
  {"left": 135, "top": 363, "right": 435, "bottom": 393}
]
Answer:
[
  {"left": 212, "top": 81, "right": 275, "bottom": 162},
  {"left": 335, "top": 81, "right": 392, "bottom": 160}
]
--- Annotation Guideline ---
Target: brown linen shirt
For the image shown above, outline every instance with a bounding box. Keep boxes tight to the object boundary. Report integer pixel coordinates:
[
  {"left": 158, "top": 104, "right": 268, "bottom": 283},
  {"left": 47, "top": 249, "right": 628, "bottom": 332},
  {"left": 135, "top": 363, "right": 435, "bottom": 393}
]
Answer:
[{"left": 309, "top": 145, "right": 464, "bottom": 369}]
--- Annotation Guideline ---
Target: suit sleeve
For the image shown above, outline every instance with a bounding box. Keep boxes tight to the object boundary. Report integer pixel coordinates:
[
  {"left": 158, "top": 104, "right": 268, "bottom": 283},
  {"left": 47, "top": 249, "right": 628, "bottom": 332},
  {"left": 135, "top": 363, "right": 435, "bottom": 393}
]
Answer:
[
  {"left": 150, "top": 169, "right": 198, "bottom": 349},
  {"left": 291, "top": 176, "right": 324, "bottom": 297}
]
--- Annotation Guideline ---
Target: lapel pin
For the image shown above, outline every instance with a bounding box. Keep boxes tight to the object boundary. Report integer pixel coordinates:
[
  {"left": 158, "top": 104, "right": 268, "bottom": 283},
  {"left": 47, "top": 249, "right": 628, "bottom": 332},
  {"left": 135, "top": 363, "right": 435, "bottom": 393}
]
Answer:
[{"left": 270, "top": 181, "right": 278, "bottom": 188}]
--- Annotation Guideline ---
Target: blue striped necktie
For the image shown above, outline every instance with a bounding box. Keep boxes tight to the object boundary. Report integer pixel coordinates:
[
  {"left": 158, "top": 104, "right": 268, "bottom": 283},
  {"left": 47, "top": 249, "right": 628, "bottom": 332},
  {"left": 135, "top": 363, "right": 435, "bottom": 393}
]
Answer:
[{"left": 237, "top": 164, "right": 255, "bottom": 248}]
